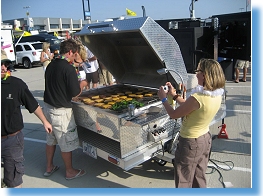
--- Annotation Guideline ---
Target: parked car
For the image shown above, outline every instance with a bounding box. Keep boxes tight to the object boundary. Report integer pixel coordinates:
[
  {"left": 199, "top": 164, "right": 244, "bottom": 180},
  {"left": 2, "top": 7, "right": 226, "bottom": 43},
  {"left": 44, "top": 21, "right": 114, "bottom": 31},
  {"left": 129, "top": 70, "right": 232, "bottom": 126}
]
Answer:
[
  {"left": 15, "top": 34, "right": 61, "bottom": 57},
  {"left": 15, "top": 42, "right": 42, "bottom": 69}
]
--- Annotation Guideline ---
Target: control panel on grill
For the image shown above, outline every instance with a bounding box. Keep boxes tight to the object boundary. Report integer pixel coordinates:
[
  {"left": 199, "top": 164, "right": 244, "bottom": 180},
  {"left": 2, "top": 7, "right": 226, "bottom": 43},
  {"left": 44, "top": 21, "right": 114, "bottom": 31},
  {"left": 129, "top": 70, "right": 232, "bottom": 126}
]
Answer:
[{"left": 148, "top": 127, "right": 169, "bottom": 142}]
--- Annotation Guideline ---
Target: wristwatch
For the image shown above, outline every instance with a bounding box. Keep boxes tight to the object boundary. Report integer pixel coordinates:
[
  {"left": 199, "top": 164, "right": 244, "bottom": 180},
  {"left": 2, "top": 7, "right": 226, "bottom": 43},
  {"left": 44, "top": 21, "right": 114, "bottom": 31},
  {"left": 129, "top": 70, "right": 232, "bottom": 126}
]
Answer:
[{"left": 173, "top": 94, "right": 179, "bottom": 100}]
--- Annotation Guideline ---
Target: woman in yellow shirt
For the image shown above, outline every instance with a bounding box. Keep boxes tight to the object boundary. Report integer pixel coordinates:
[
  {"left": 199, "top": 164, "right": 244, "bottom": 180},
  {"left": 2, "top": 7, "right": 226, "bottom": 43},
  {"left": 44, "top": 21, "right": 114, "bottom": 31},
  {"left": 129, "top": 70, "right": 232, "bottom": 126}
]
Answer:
[{"left": 158, "top": 58, "right": 225, "bottom": 188}]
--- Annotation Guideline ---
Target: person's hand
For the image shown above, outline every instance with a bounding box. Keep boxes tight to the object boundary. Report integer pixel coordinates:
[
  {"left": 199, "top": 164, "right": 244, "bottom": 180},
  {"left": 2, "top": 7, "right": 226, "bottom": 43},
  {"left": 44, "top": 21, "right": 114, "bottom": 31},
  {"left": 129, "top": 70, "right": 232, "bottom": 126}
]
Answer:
[
  {"left": 50, "top": 53, "right": 54, "bottom": 59},
  {"left": 165, "top": 82, "right": 176, "bottom": 96},
  {"left": 72, "top": 96, "right": 80, "bottom": 102},
  {"left": 44, "top": 121, "right": 52, "bottom": 134},
  {"left": 158, "top": 86, "right": 167, "bottom": 100}
]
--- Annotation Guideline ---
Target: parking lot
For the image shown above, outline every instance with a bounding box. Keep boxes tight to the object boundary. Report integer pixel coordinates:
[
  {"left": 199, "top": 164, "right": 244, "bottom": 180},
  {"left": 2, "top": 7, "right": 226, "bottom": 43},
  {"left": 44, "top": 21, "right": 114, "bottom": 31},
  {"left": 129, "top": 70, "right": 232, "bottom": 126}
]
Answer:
[{"left": 3, "top": 64, "right": 255, "bottom": 195}]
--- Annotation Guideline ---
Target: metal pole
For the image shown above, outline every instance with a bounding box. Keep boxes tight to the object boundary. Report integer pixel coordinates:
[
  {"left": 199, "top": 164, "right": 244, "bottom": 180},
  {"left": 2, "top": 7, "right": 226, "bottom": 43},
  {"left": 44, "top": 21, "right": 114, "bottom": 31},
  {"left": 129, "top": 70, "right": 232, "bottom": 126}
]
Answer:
[
  {"left": 23, "top": 6, "right": 30, "bottom": 31},
  {"left": 190, "top": 0, "right": 195, "bottom": 20},
  {"left": 142, "top": 6, "right": 146, "bottom": 17},
  {"left": 213, "top": 17, "right": 219, "bottom": 60},
  {"left": 246, "top": 0, "right": 247, "bottom": 12},
  {"left": 82, "top": 0, "right": 91, "bottom": 24}
]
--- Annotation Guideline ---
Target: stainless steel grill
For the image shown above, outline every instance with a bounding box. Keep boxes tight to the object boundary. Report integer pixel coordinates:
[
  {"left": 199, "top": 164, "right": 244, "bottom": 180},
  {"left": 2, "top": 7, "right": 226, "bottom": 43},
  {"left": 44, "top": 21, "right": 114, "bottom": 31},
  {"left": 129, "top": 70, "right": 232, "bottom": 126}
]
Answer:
[{"left": 71, "top": 17, "right": 225, "bottom": 170}]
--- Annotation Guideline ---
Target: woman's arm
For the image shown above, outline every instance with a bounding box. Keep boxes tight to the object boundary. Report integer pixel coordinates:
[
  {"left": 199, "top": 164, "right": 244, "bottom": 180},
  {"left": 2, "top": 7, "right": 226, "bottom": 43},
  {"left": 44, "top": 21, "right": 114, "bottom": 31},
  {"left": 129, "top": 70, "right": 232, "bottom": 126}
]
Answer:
[
  {"left": 158, "top": 83, "right": 199, "bottom": 119},
  {"left": 88, "top": 56, "right": 97, "bottom": 61},
  {"left": 162, "top": 96, "right": 199, "bottom": 119},
  {"left": 40, "top": 51, "right": 45, "bottom": 63}
]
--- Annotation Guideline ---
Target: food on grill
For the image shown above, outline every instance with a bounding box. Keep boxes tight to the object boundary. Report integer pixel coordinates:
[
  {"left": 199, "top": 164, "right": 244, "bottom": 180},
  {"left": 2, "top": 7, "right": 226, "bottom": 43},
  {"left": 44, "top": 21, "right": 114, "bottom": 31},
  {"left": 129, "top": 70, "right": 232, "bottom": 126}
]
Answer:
[
  {"left": 77, "top": 84, "right": 159, "bottom": 113},
  {"left": 83, "top": 100, "right": 95, "bottom": 105},
  {"left": 104, "top": 97, "right": 112, "bottom": 100},
  {"left": 82, "top": 98, "right": 92, "bottom": 102},
  {"left": 94, "top": 103, "right": 104, "bottom": 107},
  {"left": 111, "top": 99, "right": 144, "bottom": 111},
  {"left": 136, "top": 95, "right": 143, "bottom": 98},
  {"left": 94, "top": 99, "right": 104, "bottom": 103},
  {"left": 128, "top": 94, "right": 137, "bottom": 98},
  {"left": 100, "top": 104, "right": 112, "bottom": 109},
  {"left": 144, "top": 93, "right": 153, "bottom": 97},
  {"left": 119, "top": 96, "right": 128, "bottom": 99},
  {"left": 91, "top": 95, "right": 100, "bottom": 100}
]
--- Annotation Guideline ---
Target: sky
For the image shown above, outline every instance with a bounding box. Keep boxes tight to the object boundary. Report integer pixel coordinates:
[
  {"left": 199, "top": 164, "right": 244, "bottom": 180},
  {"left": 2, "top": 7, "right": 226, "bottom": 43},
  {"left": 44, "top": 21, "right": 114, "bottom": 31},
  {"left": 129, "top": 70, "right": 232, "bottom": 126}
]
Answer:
[{"left": 1, "top": 0, "right": 251, "bottom": 22}]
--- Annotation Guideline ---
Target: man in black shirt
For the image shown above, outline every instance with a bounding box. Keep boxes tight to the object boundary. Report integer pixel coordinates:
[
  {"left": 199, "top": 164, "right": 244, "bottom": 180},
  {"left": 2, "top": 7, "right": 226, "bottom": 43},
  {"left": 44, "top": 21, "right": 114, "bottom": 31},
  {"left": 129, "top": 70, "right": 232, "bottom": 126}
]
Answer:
[
  {"left": 1, "top": 52, "right": 52, "bottom": 188},
  {"left": 43, "top": 39, "right": 86, "bottom": 180}
]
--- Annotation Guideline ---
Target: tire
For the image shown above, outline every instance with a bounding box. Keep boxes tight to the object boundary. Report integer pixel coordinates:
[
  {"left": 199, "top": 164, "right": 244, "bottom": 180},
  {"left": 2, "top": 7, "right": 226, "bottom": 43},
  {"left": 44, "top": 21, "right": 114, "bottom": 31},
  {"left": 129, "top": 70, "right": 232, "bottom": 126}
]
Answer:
[{"left": 23, "top": 58, "right": 32, "bottom": 69}]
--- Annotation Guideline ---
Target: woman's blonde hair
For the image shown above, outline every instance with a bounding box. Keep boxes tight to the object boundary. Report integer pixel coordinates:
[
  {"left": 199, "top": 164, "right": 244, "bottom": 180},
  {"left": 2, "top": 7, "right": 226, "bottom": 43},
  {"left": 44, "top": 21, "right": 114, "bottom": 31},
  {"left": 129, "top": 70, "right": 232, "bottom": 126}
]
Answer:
[
  {"left": 198, "top": 58, "right": 225, "bottom": 91},
  {"left": 75, "top": 40, "right": 87, "bottom": 61},
  {"left": 42, "top": 42, "right": 50, "bottom": 51}
]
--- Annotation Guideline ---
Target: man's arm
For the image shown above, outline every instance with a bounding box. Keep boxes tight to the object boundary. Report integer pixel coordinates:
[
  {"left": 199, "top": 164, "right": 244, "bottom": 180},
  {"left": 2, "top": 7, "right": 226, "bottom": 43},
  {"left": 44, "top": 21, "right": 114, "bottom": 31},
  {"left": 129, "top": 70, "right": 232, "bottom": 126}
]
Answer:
[
  {"left": 33, "top": 106, "right": 52, "bottom": 134},
  {"left": 88, "top": 56, "right": 97, "bottom": 61}
]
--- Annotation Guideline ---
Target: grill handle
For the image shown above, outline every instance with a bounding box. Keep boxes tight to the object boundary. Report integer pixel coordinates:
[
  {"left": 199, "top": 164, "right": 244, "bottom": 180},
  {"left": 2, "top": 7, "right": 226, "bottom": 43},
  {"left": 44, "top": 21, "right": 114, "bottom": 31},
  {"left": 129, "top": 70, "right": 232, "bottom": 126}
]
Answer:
[
  {"left": 87, "top": 24, "right": 118, "bottom": 32},
  {"left": 147, "top": 99, "right": 159, "bottom": 105}
]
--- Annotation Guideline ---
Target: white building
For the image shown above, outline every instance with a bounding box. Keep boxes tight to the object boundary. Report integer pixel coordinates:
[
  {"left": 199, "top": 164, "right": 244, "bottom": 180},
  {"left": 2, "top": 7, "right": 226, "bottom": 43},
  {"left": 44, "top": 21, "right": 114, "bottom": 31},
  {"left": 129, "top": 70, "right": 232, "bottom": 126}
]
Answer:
[{"left": 3, "top": 17, "right": 91, "bottom": 36}]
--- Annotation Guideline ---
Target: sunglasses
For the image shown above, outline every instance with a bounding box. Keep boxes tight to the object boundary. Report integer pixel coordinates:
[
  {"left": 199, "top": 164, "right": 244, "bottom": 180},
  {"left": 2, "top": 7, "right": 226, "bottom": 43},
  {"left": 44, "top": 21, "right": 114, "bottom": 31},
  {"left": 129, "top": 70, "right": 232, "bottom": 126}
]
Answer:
[{"left": 194, "top": 69, "right": 203, "bottom": 73}]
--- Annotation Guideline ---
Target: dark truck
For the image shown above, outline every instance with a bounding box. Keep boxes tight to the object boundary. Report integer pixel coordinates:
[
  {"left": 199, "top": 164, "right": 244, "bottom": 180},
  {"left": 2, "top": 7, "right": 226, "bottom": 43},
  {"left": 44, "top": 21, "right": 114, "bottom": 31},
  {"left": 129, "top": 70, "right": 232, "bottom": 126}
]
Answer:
[{"left": 15, "top": 33, "right": 61, "bottom": 57}]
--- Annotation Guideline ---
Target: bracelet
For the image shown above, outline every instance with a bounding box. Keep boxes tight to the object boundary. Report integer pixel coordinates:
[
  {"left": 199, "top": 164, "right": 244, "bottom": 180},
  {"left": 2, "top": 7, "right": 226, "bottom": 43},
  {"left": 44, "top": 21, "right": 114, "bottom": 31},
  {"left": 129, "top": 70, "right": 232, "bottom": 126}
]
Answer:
[
  {"left": 173, "top": 94, "right": 179, "bottom": 100},
  {"left": 161, "top": 97, "right": 167, "bottom": 103}
]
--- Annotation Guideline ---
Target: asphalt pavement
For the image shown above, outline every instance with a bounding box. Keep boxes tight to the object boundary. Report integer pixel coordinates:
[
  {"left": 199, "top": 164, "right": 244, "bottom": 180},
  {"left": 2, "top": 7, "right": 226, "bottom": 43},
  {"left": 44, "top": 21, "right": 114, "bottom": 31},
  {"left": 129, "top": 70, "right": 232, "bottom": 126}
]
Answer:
[{"left": 2, "top": 64, "right": 253, "bottom": 195}]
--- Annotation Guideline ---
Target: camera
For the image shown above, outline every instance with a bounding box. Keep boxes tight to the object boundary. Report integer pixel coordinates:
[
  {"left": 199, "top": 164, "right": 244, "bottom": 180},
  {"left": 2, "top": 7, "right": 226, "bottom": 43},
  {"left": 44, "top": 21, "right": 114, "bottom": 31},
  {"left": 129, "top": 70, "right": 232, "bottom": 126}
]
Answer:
[
  {"left": 82, "top": 61, "right": 91, "bottom": 73},
  {"left": 84, "top": 60, "right": 91, "bottom": 68},
  {"left": 162, "top": 85, "right": 169, "bottom": 93}
]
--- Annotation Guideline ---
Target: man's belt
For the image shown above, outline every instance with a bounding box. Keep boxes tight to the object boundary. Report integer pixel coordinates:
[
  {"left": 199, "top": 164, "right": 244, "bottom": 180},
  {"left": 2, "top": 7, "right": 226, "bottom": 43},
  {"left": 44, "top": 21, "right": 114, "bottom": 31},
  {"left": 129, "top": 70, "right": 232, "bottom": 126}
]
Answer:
[{"left": 1, "top": 130, "right": 21, "bottom": 139}]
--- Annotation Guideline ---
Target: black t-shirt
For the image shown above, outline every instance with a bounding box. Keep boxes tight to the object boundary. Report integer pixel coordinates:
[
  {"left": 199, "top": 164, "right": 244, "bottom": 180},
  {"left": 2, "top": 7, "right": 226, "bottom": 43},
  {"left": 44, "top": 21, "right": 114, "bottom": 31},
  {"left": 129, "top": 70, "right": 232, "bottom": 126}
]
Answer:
[
  {"left": 44, "top": 58, "right": 81, "bottom": 108},
  {"left": 1, "top": 76, "right": 39, "bottom": 136}
]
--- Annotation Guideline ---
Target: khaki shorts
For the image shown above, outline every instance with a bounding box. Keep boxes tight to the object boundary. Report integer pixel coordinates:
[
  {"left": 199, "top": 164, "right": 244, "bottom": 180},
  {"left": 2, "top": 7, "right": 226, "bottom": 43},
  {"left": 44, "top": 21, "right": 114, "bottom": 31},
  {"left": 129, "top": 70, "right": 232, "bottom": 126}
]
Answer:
[
  {"left": 235, "top": 60, "right": 250, "bottom": 69},
  {"left": 43, "top": 103, "right": 79, "bottom": 152}
]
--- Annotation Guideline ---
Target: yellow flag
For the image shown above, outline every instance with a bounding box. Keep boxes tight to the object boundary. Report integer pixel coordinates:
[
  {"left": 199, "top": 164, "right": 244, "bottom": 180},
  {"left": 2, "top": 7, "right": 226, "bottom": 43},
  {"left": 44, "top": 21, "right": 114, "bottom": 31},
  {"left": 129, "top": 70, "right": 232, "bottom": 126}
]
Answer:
[
  {"left": 126, "top": 8, "right": 137, "bottom": 16},
  {"left": 54, "top": 31, "right": 58, "bottom": 37},
  {"left": 23, "top": 31, "right": 32, "bottom": 37}
]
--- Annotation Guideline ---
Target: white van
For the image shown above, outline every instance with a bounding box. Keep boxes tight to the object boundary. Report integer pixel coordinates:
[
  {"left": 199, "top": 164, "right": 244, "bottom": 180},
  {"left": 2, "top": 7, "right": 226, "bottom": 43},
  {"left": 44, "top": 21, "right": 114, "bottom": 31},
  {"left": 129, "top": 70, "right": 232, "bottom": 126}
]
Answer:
[{"left": 1, "top": 24, "right": 16, "bottom": 64}]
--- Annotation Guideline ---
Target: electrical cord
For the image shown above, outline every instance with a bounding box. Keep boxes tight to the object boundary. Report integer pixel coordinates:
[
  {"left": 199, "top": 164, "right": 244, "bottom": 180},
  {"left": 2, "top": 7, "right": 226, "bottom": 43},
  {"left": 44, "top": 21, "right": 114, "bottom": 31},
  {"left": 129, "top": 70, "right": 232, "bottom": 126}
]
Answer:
[
  {"left": 206, "top": 158, "right": 234, "bottom": 188},
  {"left": 205, "top": 87, "right": 231, "bottom": 188},
  {"left": 206, "top": 135, "right": 235, "bottom": 188}
]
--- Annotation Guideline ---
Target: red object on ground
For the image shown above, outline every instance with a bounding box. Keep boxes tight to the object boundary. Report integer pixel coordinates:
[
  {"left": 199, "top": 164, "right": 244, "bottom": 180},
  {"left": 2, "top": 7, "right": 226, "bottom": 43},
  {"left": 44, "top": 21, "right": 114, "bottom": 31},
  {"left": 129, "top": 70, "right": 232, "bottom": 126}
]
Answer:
[{"left": 217, "top": 124, "right": 229, "bottom": 139}]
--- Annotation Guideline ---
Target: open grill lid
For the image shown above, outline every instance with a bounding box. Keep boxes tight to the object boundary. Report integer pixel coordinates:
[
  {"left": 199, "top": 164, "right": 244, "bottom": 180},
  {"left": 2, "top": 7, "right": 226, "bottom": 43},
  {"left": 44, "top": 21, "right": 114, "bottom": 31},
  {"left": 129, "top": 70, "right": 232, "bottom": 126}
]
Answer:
[{"left": 76, "top": 17, "right": 188, "bottom": 89}]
